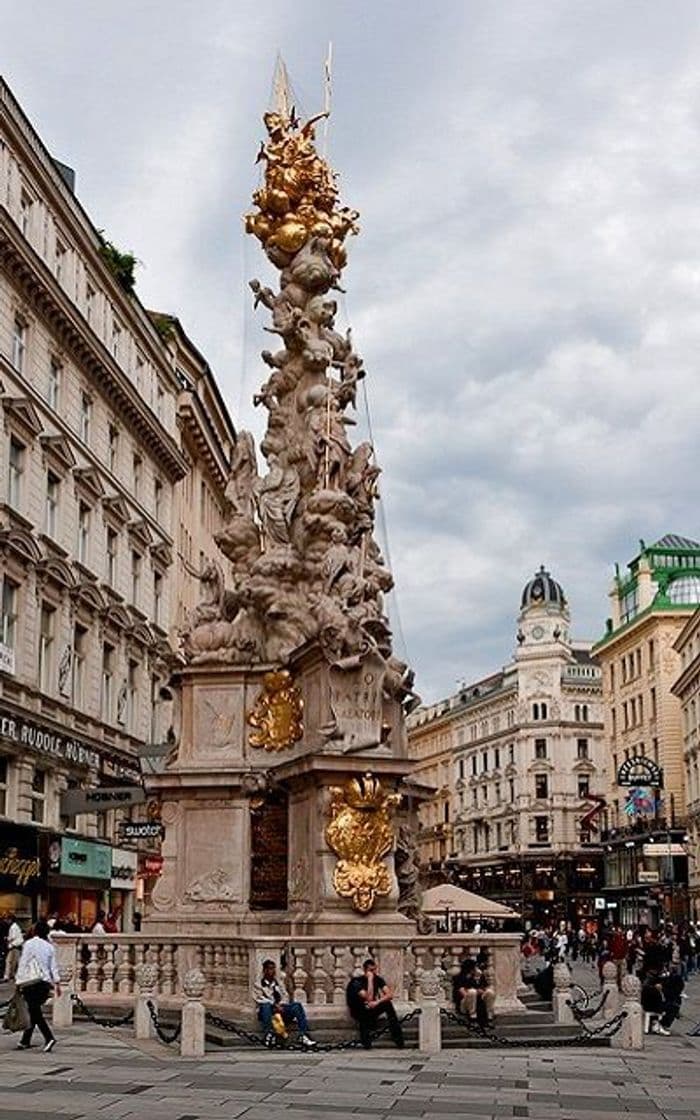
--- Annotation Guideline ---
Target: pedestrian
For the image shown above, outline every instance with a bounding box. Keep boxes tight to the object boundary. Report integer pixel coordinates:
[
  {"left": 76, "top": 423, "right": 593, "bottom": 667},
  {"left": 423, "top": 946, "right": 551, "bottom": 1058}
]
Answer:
[
  {"left": 252, "top": 958, "right": 317, "bottom": 1049},
  {"left": 91, "top": 911, "right": 107, "bottom": 935},
  {"left": 452, "top": 956, "right": 496, "bottom": 1025},
  {"left": 346, "top": 958, "right": 405, "bottom": 1049},
  {"left": 15, "top": 918, "right": 61, "bottom": 1052},
  {"left": 4, "top": 912, "right": 24, "bottom": 982}
]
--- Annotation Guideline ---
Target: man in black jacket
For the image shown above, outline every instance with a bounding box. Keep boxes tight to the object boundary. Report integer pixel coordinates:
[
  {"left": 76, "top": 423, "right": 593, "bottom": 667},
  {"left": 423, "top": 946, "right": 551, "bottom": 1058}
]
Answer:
[{"left": 346, "top": 958, "right": 404, "bottom": 1049}]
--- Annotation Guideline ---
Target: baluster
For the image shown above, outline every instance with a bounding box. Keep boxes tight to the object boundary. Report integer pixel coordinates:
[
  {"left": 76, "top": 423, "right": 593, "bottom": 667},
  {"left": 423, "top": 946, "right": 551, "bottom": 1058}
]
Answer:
[
  {"left": 291, "top": 946, "right": 308, "bottom": 1002},
  {"left": 350, "top": 945, "right": 368, "bottom": 978},
  {"left": 161, "top": 943, "right": 175, "bottom": 996},
  {"left": 310, "top": 947, "right": 328, "bottom": 1005},
  {"left": 203, "top": 945, "right": 215, "bottom": 1001},
  {"left": 410, "top": 944, "right": 426, "bottom": 1002},
  {"left": 85, "top": 942, "right": 100, "bottom": 993},
  {"left": 213, "top": 945, "right": 225, "bottom": 1002},
  {"left": 102, "top": 942, "right": 116, "bottom": 993},
  {"left": 332, "top": 946, "right": 349, "bottom": 1005}
]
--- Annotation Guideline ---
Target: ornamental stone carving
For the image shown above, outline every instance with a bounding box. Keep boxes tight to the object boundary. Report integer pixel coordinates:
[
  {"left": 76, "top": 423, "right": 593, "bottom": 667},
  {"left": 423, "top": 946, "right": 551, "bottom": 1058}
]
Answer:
[
  {"left": 135, "top": 962, "right": 159, "bottom": 994},
  {"left": 182, "top": 968, "right": 207, "bottom": 1000},
  {"left": 184, "top": 867, "right": 237, "bottom": 903},
  {"left": 325, "top": 772, "right": 401, "bottom": 914}
]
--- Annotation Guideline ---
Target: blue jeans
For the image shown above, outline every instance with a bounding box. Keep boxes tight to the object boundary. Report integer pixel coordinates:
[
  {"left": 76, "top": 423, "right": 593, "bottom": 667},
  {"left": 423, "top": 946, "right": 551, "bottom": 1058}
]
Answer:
[{"left": 258, "top": 1001, "right": 309, "bottom": 1035}]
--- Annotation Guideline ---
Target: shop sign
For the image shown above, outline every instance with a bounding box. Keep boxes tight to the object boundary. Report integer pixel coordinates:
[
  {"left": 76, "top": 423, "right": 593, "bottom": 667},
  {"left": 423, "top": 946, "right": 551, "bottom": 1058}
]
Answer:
[
  {"left": 142, "top": 854, "right": 164, "bottom": 876},
  {"left": 51, "top": 836, "right": 112, "bottom": 881},
  {"left": 119, "top": 821, "right": 164, "bottom": 840},
  {"left": 61, "top": 785, "right": 146, "bottom": 816},
  {"left": 638, "top": 869, "right": 661, "bottom": 883},
  {"left": 0, "top": 643, "right": 15, "bottom": 675},
  {"left": 0, "top": 824, "right": 40, "bottom": 890},
  {"left": 642, "top": 843, "right": 686, "bottom": 857},
  {"left": 594, "top": 897, "right": 606, "bottom": 910},
  {"left": 617, "top": 756, "right": 663, "bottom": 788},
  {"left": 0, "top": 709, "right": 100, "bottom": 770},
  {"left": 110, "top": 848, "right": 137, "bottom": 890}
]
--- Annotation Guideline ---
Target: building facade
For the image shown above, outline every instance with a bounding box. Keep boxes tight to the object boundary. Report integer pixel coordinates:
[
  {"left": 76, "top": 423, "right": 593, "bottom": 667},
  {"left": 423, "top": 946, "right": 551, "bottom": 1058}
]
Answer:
[
  {"left": 671, "top": 607, "right": 700, "bottom": 920},
  {"left": 593, "top": 535, "right": 700, "bottom": 926},
  {"left": 0, "top": 80, "right": 234, "bottom": 929},
  {"left": 408, "top": 568, "right": 606, "bottom": 925}
]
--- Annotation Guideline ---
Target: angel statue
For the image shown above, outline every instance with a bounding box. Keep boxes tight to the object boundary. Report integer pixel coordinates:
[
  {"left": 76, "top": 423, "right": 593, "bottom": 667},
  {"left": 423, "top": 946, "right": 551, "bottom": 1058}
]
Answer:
[{"left": 224, "top": 431, "right": 258, "bottom": 520}]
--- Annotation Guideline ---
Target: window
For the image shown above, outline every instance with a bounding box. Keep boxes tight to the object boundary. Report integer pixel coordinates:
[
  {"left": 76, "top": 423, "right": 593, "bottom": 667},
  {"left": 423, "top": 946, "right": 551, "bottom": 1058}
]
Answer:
[
  {"left": 1, "top": 578, "right": 17, "bottom": 654},
  {"left": 648, "top": 639, "right": 655, "bottom": 669},
  {"left": 153, "top": 571, "right": 163, "bottom": 626},
  {"left": 535, "top": 816, "right": 549, "bottom": 842},
  {"left": 508, "top": 744, "right": 515, "bottom": 765},
  {"left": 534, "top": 773, "right": 549, "bottom": 799},
  {"left": 577, "top": 738, "right": 589, "bottom": 760},
  {"left": 156, "top": 381, "right": 165, "bottom": 421},
  {"left": 86, "top": 283, "right": 95, "bottom": 325},
  {"left": 471, "top": 755, "right": 477, "bottom": 776},
  {"left": 38, "top": 603, "right": 55, "bottom": 693},
  {"left": 532, "top": 702, "right": 548, "bottom": 720},
  {"left": 19, "top": 190, "right": 32, "bottom": 237},
  {"left": 494, "top": 781, "right": 501, "bottom": 803},
  {"left": 535, "top": 738, "right": 547, "bottom": 760},
  {"left": 481, "top": 784, "right": 488, "bottom": 804},
  {"left": 578, "top": 775, "right": 590, "bottom": 799},
  {"left": 481, "top": 751, "right": 488, "bottom": 773},
  {"left": 48, "top": 358, "right": 61, "bottom": 409},
  {"left": 12, "top": 317, "right": 26, "bottom": 372},
  {"left": 77, "top": 502, "right": 90, "bottom": 565},
  {"left": 128, "top": 659, "right": 139, "bottom": 733},
  {"left": 135, "top": 354, "right": 145, "bottom": 394},
  {"left": 8, "top": 437, "right": 23, "bottom": 509},
  {"left": 101, "top": 643, "right": 114, "bottom": 722},
  {"left": 154, "top": 478, "right": 163, "bottom": 520},
  {"left": 106, "top": 528, "right": 118, "bottom": 587},
  {"left": 112, "top": 319, "right": 122, "bottom": 359},
  {"left": 45, "top": 471, "right": 60, "bottom": 537},
  {"left": 133, "top": 454, "right": 142, "bottom": 501},
  {"left": 509, "top": 778, "right": 515, "bottom": 803},
  {"left": 108, "top": 425, "right": 119, "bottom": 474},
  {"left": 472, "top": 788, "right": 478, "bottom": 808},
  {"left": 80, "top": 392, "right": 91, "bottom": 443},
  {"left": 31, "top": 768, "right": 46, "bottom": 823},
  {"left": 0, "top": 755, "right": 7, "bottom": 815},
  {"left": 458, "top": 758, "right": 465, "bottom": 780},
  {"left": 131, "top": 550, "right": 141, "bottom": 604},
  {"left": 494, "top": 747, "right": 500, "bottom": 769},
  {"left": 72, "top": 624, "right": 87, "bottom": 709},
  {"left": 55, "top": 241, "right": 66, "bottom": 283}
]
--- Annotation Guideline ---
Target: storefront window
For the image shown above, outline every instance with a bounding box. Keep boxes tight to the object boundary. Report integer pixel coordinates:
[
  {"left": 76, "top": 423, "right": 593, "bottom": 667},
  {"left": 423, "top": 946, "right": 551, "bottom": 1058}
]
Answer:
[{"left": 0, "top": 756, "right": 8, "bottom": 815}]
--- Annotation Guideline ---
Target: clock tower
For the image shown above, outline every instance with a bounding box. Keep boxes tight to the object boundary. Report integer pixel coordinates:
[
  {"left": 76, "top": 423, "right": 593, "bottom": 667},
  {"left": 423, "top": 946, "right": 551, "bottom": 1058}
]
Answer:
[{"left": 515, "top": 565, "right": 571, "bottom": 661}]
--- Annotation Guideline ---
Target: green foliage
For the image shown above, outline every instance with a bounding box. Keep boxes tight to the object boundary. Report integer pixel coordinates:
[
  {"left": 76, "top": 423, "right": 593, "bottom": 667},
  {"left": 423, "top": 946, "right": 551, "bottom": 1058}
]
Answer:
[
  {"left": 97, "top": 232, "right": 139, "bottom": 295},
  {"left": 150, "top": 313, "right": 176, "bottom": 343}
]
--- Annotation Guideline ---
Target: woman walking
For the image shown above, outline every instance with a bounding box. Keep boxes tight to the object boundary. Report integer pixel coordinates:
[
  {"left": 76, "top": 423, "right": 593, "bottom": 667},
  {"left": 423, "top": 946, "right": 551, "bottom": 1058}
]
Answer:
[{"left": 15, "top": 919, "right": 61, "bottom": 1052}]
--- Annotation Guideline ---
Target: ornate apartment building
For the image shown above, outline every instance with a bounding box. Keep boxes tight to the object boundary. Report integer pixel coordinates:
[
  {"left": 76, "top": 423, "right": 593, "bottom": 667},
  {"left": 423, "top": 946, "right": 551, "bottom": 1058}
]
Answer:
[
  {"left": 0, "top": 80, "right": 235, "bottom": 928},
  {"left": 593, "top": 535, "right": 700, "bottom": 926},
  {"left": 671, "top": 607, "right": 700, "bottom": 920},
  {"left": 408, "top": 568, "right": 606, "bottom": 925}
]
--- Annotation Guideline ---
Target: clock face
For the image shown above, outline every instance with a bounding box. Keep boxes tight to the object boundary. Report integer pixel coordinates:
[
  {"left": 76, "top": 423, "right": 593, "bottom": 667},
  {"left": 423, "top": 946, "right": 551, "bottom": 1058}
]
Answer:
[{"left": 532, "top": 625, "right": 545, "bottom": 640}]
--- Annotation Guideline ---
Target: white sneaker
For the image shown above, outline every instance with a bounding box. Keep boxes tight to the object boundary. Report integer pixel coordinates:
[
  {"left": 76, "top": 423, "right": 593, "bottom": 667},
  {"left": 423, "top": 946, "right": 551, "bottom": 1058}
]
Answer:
[
  {"left": 652, "top": 1023, "right": 671, "bottom": 1035},
  {"left": 301, "top": 1034, "right": 318, "bottom": 1049}
]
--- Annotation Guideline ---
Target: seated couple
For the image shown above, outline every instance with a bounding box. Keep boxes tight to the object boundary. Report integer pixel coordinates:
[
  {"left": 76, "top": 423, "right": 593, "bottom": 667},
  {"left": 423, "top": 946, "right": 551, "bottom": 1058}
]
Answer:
[{"left": 452, "top": 956, "right": 496, "bottom": 1026}]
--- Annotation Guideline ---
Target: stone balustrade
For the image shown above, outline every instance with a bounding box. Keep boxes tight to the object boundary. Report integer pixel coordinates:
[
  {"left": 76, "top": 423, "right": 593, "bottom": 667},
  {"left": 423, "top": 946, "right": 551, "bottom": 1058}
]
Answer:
[{"left": 52, "top": 931, "right": 524, "bottom": 1017}]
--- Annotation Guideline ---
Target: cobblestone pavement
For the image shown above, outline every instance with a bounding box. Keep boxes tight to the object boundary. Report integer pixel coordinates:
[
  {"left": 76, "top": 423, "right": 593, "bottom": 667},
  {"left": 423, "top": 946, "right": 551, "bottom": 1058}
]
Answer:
[{"left": 2, "top": 967, "right": 700, "bottom": 1120}]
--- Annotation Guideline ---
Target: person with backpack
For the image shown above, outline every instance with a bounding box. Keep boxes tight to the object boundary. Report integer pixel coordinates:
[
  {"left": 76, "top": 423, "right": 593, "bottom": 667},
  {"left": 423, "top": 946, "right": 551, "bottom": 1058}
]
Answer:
[{"left": 346, "top": 958, "right": 404, "bottom": 1049}]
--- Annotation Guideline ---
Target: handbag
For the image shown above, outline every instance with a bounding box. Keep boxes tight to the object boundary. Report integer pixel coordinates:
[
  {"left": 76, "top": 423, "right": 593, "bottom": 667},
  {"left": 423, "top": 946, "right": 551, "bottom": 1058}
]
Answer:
[
  {"left": 15, "top": 954, "right": 44, "bottom": 989},
  {"left": 2, "top": 989, "right": 31, "bottom": 1033}
]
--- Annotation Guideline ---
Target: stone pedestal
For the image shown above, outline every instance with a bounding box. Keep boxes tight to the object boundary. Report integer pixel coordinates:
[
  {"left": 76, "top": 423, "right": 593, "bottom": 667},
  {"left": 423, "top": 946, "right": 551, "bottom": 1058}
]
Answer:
[
  {"left": 145, "top": 650, "right": 416, "bottom": 941},
  {"left": 134, "top": 963, "right": 158, "bottom": 1040},
  {"left": 611, "top": 974, "right": 643, "bottom": 1051},
  {"left": 180, "top": 969, "right": 207, "bottom": 1058},
  {"left": 552, "top": 963, "right": 574, "bottom": 1025},
  {"left": 418, "top": 969, "right": 443, "bottom": 1054}
]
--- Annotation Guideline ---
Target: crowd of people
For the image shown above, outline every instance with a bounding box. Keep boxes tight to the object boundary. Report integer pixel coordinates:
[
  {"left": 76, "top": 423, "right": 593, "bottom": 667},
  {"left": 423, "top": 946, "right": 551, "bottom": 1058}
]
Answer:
[{"left": 521, "top": 918, "right": 698, "bottom": 1035}]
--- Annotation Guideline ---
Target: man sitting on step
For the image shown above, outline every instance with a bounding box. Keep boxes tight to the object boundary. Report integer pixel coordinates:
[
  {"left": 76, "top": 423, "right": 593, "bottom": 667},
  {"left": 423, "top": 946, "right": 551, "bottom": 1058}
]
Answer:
[
  {"left": 253, "top": 958, "right": 317, "bottom": 1049},
  {"left": 346, "top": 958, "right": 405, "bottom": 1049},
  {"left": 453, "top": 956, "right": 496, "bottom": 1026}
]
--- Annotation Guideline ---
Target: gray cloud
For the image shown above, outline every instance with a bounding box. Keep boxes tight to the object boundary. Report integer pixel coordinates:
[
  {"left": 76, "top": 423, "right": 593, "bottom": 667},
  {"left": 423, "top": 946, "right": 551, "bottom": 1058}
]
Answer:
[{"left": 4, "top": 0, "right": 700, "bottom": 701}]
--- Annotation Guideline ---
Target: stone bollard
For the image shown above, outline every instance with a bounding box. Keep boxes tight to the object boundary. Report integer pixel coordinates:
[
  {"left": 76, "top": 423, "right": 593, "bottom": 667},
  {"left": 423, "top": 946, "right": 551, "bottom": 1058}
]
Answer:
[
  {"left": 611, "top": 973, "right": 643, "bottom": 1051},
  {"left": 601, "top": 960, "right": 620, "bottom": 1020},
  {"left": 180, "top": 969, "right": 206, "bottom": 1058},
  {"left": 552, "top": 962, "right": 574, "bottom": 1025},
  {"left": 51, "top": 961, "right": 74, "bottom": 1029},
  {"left": 134, "top": 962, "right": 159, "bottom": 1040},
  {"left": 418, "top": 968, "right": 443, "bottom": 1054}
]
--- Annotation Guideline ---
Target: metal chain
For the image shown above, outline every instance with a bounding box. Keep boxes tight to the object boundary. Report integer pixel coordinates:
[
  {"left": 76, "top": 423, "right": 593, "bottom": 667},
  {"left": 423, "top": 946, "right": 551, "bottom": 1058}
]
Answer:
[
  {"left": 204, "top": 1007, "right": 422, "bottom": 1052},
  {"left": 567, "top": 989, "right": 609, "bottom": 1021},
  {"left": 146, "top": 999, "right": 182, "bottom": 1044},
  {"left": 71, "top": 992, "right": 135, "bottom": 1028},
  {"left": 439, "top": 1006, "right": 627, "bottom": 1048}
]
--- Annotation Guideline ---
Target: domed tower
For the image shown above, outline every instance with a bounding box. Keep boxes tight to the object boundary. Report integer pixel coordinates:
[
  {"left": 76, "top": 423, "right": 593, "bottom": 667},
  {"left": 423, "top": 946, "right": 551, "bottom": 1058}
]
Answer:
[{"left": 516, "top": 565, "right": 571, "bottom": 659}]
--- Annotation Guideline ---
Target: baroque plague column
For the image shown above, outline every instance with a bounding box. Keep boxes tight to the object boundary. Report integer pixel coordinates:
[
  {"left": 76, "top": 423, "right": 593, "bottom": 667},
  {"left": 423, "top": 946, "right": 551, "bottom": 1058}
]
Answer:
[{"left": 145, "top": 94, "right": 420, "bottom": 938}]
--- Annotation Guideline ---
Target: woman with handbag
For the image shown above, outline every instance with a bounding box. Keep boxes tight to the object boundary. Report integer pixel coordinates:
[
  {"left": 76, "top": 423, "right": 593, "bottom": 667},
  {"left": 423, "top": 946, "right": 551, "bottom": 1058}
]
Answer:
[{"left": 15, "top": 919, "right": 61, "bottom": 1052}]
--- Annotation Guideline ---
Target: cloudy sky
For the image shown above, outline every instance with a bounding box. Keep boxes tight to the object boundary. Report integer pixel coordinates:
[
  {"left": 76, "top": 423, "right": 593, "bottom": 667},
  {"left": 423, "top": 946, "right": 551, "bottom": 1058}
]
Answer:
[{"left": 4, "top": 1, "right": 700, "bottom": 702}]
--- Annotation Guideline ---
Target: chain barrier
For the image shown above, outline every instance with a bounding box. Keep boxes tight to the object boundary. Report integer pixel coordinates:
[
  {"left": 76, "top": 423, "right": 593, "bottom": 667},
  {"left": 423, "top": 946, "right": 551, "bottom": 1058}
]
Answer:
[
  {"left": 439, "top": 1006, "right": 627, "bottom": 1048},
  {"left": 567, "top": 988, "right": 609, "bottom": 1022},
  {"left": 146, "top": 999, "right": 182, "bottom": 1045},
  {"left": 204, "top": 1007, "right": 422, "bottom": 1052},
  {"left": 71, "top": 992, "right": 135, "bottom": 1028}
]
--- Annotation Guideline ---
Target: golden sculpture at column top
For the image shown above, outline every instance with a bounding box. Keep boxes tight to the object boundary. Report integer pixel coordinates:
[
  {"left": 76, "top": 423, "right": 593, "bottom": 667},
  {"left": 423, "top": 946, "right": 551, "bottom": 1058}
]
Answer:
[
  {"left": 244, "top": 101, "right": 360, "bottom": 271},
  {"left": 325, "top": 772, "right": 402, "bottom": 914},
  {"left": 247, "top": 669, "right": 304, "bottom": 752}
]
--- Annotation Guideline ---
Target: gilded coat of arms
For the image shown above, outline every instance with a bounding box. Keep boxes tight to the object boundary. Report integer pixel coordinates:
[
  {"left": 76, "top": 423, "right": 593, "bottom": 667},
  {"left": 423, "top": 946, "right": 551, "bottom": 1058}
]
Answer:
[
  {"left": 325, "top": 772, "right": 401, "bottom": 914},
  {"left": 247, "top": 670, "right": 304, "bottom": 752}
]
